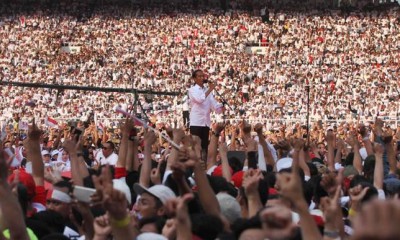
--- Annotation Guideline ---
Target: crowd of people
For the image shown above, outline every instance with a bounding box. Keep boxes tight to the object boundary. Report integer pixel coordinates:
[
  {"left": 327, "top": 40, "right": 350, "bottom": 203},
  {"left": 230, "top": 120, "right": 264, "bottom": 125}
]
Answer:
[
  {"left": 0, "top": 0, "right": 400, "bottom": 239},
  {"left": 0, "top": 0, "right": 399, "bottom": 131}
]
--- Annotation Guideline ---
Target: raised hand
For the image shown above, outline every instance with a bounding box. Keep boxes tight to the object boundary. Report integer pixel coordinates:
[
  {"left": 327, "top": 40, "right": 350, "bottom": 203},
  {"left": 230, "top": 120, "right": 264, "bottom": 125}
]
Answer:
[
  {"left": 349, "top": 184, "right": 369, "bottom": 211},
  {"left": 172, "top": 128, "right": 186, "bottom": 143},
  {"left": 92, "top": 166, "right": 128, "bottom": 220},
  {"left": 373, "top": 143, "right": 385, "bottom": 156},
  {"left": 320, "top": 168, "right": 344, "bottom": 197},
  {"left": 291, "top": 138, "right": 305, "bottom": 152},
  {"left": 143, "top": 130, "right": 157, "bottom": 147},
  {"left": 254, "top": 123, "right": 263, "bottom": 135},
  {"left": 326, "top": 130, "right": 335, "bottom": 145},
  {"left": 213, "top": 122, "right": 226, "bottom": 135},
  {"left": 121, "top": 117, "right": 134, "bottom": 135},
  {"left": 241, "top": 121, "right": 252, "bottom": 136},
  {"left": 242, "top": 169, "right": 263, "bottom": 196},
  {"left": 275, "top": 148, "right": 303, "bottom": 207},
  {"left": 150, "top": 160, "right": 163, "bottom": 185},
  {"left": 353, "top": 199, "right": 400, "bottom": 240},
  {"left": 27, "top": 118, "right": 42, "bottom": 141},
  {"left": 260, "top": 205, "right": 297, "bottom": 240},
  {"left": 320, "top": 186, "right": 342, "bottom": 231},
  {"left": 358, "top": 124, "right": 369, "bottom": 138},
  {"left": 93, "top": 214, "right": 112, "bottom": 239},
  {"left": 345, "top": 132, "right": 358, "bottom": 148},
  {"left": 162, "top": 219, "right": 177, "bottom": 240}
]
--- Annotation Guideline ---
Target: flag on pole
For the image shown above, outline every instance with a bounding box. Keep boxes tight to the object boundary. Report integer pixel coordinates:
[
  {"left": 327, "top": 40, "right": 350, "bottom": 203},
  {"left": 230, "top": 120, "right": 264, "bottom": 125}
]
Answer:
[
  {"left": 45, "top": 117, "right": 58, "bottom": 128},
  {"left": 115, "top": 108, "right": 146, "bottom": 127},
  {"left": 19, "top": 16, "right": 26, "bottom": 27}
]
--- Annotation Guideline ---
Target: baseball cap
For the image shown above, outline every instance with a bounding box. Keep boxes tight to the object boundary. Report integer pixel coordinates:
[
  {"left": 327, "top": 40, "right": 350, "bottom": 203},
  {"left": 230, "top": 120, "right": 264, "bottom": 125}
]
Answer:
[
  {"left": 136, "top": 233, "right": 167, "bottom": 240},
  {"left": 231, "top": 170, "right": 244, "bottom": 188},
  {"left": 216, "top": 193, "right": 241, "bottom": 224},
  {"left": 8, "top": 169, "right": 36, "bottom": 199},
  {"left": 51, "top": 150, "right": 59, "bottom": 157},
  {"left": 133, "top": 184, "right": 176, "bottom": 205},
  {"left": 41, "top": 150, "right": 50, "bottom": 156},
  {"left": 276, "top": 157, "right": 293, "bottom": 172}
]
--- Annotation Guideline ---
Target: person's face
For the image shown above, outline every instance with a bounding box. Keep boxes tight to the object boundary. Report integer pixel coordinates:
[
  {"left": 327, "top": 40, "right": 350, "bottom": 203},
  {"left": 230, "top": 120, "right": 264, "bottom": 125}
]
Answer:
[
  {"left": 134, "top": 193, "right": 163, "bottom": 219},
  {"left": 317, "top": 143, "right": 326, "bottom": 155},
  {"left": 62, "top": 151, "right": 69, "bottom": 162},
  {"left": 42, "top": 154, "right": 51, "bottom": 163},
  {"left": 194, "top": 71, "right": 205, "bottom": 86},
  {"left": 102, "top": 143, "right": 113, "bottom": 157},
  {"left": 46, "top": 187, "right": 71, "bottom": 218},
  {"left": 46, "top": 199, "right": 70, "bottom": 219}
]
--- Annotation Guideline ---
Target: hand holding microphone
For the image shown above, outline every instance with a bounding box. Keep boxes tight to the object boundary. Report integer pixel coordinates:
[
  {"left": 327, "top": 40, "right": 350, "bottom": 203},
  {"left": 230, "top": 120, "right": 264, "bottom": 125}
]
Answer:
[{"left": 203, "top": 79, "right": 215, "bottom": 91}]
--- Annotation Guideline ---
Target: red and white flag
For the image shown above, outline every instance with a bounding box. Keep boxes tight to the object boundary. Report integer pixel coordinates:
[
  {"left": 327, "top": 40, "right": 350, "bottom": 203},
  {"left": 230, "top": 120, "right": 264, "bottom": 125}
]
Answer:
[
  {"left": 19, "top": 16, "right": 26, "bottom": 27},
  {"left": 45, "top": 117, "right": 58, "bottom": 128}
]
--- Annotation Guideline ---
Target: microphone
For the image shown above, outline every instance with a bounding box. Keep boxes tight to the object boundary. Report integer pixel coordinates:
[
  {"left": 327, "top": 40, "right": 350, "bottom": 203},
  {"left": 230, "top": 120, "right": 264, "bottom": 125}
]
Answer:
[{"left": 203, "top": 79, "right": 209, "bottom": 84}]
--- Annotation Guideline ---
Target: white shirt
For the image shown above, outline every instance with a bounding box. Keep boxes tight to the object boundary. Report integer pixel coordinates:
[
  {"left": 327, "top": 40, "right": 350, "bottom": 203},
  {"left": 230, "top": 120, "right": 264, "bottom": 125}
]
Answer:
[
  {"left": 189, "top": 84, "right": 222, "bottom": 127},
  {"left": 182, "top": 94, "right": 189, "bottom": 111},
  {"left": 95, "top": 151, "right": 119, "bottom": 166}
]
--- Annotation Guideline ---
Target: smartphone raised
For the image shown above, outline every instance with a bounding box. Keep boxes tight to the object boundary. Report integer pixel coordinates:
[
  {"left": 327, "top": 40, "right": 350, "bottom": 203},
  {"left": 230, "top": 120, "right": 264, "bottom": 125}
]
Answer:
[{"left": 73, "top": 186, "right": 96, "bottom": 203}]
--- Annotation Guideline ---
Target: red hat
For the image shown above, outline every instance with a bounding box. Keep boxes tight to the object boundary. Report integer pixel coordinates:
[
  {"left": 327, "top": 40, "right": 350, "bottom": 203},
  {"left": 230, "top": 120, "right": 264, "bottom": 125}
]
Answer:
[
  {"left": 231, "top": 171, "right": 244, "bottom": 188},
  {"left": 8, "top": 169, "right": 36, "bottom": 199},
  {"left": 211, "top": 165, "right": 233, "bottom": 177},
  {"left": 312, "top": 214, "right": 325, "bottom": 227}
]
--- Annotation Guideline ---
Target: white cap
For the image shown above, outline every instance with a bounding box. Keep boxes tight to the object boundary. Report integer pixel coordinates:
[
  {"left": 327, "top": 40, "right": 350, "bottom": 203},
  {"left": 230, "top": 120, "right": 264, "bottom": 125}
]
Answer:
[
  {"left": 136, "top": 233, "right": 167, "bottom": 240},
  {"left": 41, "top": 150, "right": 50, "bottom": 156},
  {"left": 133, "top": 184, "right": 176, "bottom": 205},
  {"left": 276, "top": 157, "right": 293, "bottom": 172},
  {"left": 51, "top": 150, "right": 60, "bottom": 157}
]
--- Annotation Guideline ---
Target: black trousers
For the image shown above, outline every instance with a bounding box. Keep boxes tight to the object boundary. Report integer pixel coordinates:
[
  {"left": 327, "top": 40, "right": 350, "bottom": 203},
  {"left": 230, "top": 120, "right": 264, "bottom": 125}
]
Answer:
[
  {"left": 190, "top": 126, "right": 210, "bottom": 162},
  {"left": 183, "top": 111, "right": 190, "bottom": 128}
]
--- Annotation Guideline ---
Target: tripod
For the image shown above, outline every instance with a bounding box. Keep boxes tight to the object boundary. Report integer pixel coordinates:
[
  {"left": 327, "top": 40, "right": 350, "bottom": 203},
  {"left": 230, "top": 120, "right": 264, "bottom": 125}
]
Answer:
[
  {"left": 214, "top": 88, "right": 234, "bottom": 122},
  {"left": 131, "top": 89, "right": 150, "bottom": 122}
]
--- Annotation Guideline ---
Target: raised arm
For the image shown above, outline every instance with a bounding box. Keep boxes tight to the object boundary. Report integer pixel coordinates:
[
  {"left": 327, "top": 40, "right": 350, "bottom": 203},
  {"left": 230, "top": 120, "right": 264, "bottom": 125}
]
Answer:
[
  {"left": 93, "top": 167, "right": 139, "bottom": 240},
  {"left": 24, "top": 119, "right": 44, "bottom": 186},
  {"left": 63, "top": 137, "right": 89, "bottom": 186},
  {"left": 254, "top": 123, "right": 275, "bottom": 168},
  {"left": 139, "top": 130, "right": 157, "bottom": 187},
  {"left": 191, "top": 136, "right": 221, "bottom": 217},
  {"left": 346, "top": 132, "right": 363, "bottom": 174},
  {"left": 277, "top": 138, "right": 322, "bottom": 240},
  {"left": 219, "top": 142, "right": 232, "bottom": 183},
  {"left": 373, "top": 143, "right": 384, "bottom": 190},
  {"left": 116, "top": 118, "right": 132, "bottom": 168},
  {"left": 242, "top": 169, "right": 263, "bottom": 218},
  {"left": 326, "top": 130, "right": 336, "bottom": 172},
  {"left": 359, "top": 124, "right": 373, "bottom": 156},
  {"left": 208, "top": 123, "right": 225, "bottom": 169},
  {"left": 0, "top": 149, "right": 29, "bottom": 240},
  {"left": 384, "top": 135, "right": 397, "bottom": 175}
]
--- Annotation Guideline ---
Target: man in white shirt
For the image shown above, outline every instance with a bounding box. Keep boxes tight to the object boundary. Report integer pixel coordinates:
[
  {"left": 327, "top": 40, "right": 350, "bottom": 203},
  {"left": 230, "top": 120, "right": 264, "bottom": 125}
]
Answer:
[
  {"left": 181, "top": 91, "right": 190, "bottom": 128},
  {"left": 189, "top": 69, "right": 223, "bottom": 162},
  {"left": 95, "top": 141, "right": 118, "bottom": 166}
]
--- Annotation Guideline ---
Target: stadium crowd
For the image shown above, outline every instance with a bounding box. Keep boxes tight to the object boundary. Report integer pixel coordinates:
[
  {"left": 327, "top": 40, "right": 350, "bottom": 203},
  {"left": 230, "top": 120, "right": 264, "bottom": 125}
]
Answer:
[
  {"left": 0, "top": 0, "right": 400, "bottom": 239},
  {"left": 0, "top": 0, "right": 399, "bottom": 129}
]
